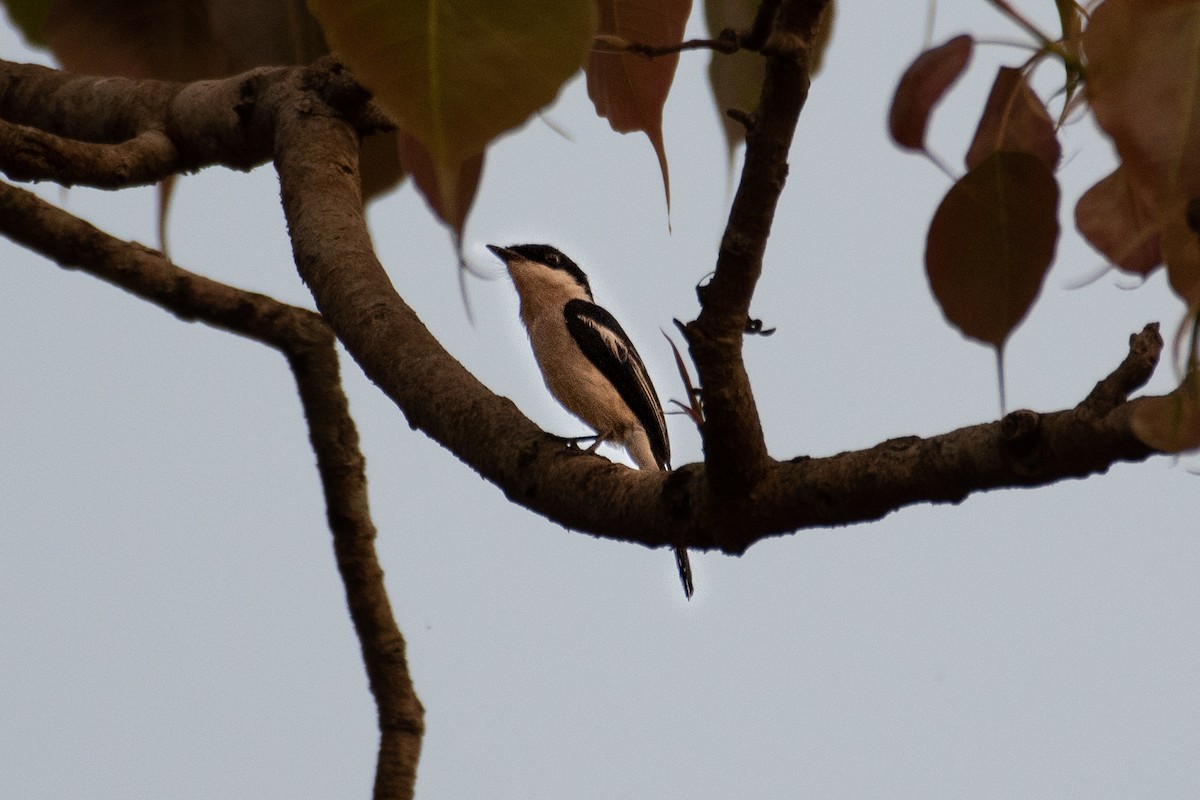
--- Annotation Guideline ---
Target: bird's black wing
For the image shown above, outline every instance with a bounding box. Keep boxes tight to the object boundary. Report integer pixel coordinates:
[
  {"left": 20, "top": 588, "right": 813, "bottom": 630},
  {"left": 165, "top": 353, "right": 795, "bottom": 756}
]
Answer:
[{"left": 563, "top": 298, "right": 670, "bottom": 469}]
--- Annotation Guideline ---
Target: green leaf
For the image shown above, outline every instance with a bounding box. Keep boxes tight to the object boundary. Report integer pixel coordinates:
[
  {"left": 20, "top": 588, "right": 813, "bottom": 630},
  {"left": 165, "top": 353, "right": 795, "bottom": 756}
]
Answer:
[
  {"left": 705, "top": 0, "right": 763, "bottom": 168},
  {"left": 396, "top": 132, "right": 482, "bottom": 236},
  {"left": 309, "top": 0, "right": 596, "bottom": 219},
  {"left": 925, "top": 151, "right": 1060, "bottom": 347},
  {"left": 1, "top": 0, "right": 54, "bottom": 47}
]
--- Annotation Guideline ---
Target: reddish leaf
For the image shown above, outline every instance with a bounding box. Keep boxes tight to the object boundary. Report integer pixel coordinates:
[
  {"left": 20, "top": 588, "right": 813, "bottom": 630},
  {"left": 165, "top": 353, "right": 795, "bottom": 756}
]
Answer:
[
  {"left": 1132, "top": 370, "right": 1200, "bottom": 453},
  {"left": 397, "top": 132, "right": 483, "bottom": 237},
  {"left": 45, "top": 0, "right": 228, "bottom": 79},
  {"left": 206, "top": 0, "right": 329, "bottom": 71},
  {"left": 888, "top": 34, "right": 973, "bottom": 152},
  {"left": 663, "top": 326, "right": 702, "bottom": 426},
  {"left": 1075, "top": 167, "right": 1161, "bottom": 276},
  {"left": 965, "top": 67, "right": 1060, "bottom": 172},
  {"left": 359, "top": 131, "right": 406, "bottom": 204},
  {"left": 926, "top": 151, "right": 1060, "bottom": 347},
  {"left": 587, "top": 0, "right": 692, "bottom": 209},
  {"left": 45, "top": 0, "right": 330, "bottom": 77},
  {"left": 1085, "top": 0, "right": 1200, "bottom": 215},
  {"left": 1160, "top": 209, "right": 1200, "bottom": 306}
]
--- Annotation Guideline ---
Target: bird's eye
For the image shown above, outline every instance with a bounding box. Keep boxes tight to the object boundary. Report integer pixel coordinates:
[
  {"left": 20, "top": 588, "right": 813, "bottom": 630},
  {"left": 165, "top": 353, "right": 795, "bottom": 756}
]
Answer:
[{"left": 546, "top": 253, "right": 560, "bottom": 265}]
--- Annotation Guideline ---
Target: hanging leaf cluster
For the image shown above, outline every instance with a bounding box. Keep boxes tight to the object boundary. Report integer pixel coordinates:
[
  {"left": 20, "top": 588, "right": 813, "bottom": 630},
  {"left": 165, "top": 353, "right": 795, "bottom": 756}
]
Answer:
[
  {"left": 888, "top": 0, "right": 1200, "bottom": 450},
  {"left": 4, "top": 0, "right": 832, "bottom": 242}
]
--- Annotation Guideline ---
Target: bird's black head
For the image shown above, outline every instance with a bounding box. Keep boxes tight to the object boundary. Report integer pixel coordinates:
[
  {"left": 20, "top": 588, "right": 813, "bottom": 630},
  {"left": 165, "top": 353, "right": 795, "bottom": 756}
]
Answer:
[{"left": 487, "top": 243, "right": 593, "bottom": 298}]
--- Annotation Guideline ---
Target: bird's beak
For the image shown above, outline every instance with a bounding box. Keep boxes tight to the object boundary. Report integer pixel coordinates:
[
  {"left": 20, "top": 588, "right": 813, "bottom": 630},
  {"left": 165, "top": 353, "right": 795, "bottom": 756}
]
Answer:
[{"left": 486, "top": 244, "right": 516, "bottom": 263}]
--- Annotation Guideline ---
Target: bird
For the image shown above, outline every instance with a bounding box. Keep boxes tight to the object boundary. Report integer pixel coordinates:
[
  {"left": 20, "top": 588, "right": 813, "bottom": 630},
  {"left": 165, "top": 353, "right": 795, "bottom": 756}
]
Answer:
[{"left": 486, "top": 243, "right": 693, "bottom": 599}]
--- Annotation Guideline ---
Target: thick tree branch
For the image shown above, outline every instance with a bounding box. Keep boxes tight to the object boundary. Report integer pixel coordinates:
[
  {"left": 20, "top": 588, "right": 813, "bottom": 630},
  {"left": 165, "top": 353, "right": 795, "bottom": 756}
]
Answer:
[
  {"left": 0, "top": 56, "right": 1175, "bottom": 591},
  {"left": 258, "top": 59, "right": 1170, "bottom": 558},
  {"left": 0, "top": 59, "right": 287, "bottom": 179},
  {"left": 0, "top": 178, "right": 423, "bottom": 800},
  {"left": 685, "top": 0, "right": 831, "bottom": 506}
]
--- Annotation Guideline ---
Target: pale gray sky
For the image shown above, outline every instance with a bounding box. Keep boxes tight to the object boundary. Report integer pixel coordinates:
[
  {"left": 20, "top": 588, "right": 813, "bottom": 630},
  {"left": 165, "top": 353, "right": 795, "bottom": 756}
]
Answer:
[{"left": 3, "top": 3, "right": 1198, "bottom": 798}]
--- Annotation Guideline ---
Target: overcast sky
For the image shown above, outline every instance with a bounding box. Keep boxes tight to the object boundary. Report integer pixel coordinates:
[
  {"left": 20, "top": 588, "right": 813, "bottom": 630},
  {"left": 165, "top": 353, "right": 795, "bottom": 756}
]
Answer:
[{"left": 3, "top": 3, "right": 1198, "bottom": 799}]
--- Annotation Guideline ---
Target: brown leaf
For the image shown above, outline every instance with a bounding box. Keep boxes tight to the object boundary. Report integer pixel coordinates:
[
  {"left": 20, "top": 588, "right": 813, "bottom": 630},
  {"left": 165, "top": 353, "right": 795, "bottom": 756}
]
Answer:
[
  {"left": 206, "top": 0, "right": 329, "bottom": 70},
  {"left": 888, "top": 34, "right": 973, "bottom": 153},
  {"left": 1132, "top": 369, "right": 1200, "bottom": 453},
  {"left": 45, "top": 0, "right": 229, "bottom": 79},
  {"left": 5, "top": 0, "right": 53, "bottom": 47},
  {"left": 965, "top": 66, "right": 1060, "bottom": 172},
  {"left": 587, "top": 0, "right": 693, "bottom": 209},
  {"left": 1075, "top": 166, "right": 1161, "bottom": 275},
  {"left": 359, "top": 131, "right": 406, "bottom": 204},
  {"left": 1085, "top": 0, "right": 1200, "bottom": 213},
  {"left": 397, "top": 132, "right": 483, "bottom": 237},
  {"left": 44, "top": 0, "right": 329, "bottom": 76},
  {"left": 42, "top": 0, "right": 400, "bottom": 202},
  {"left": 925, "top": 151, "right": 1060, "bottom": 347},
  {"left": 663, "top": 326, "right": 703, "bottom": 426},
  {"left": 1160, "top": 208, "right": 1200, "bottom": 306}
]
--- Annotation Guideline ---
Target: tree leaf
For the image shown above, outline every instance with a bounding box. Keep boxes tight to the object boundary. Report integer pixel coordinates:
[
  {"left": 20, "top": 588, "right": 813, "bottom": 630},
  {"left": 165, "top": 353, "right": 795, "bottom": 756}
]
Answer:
[
  {"left": 965, "top": 66, "right": 1060, "bottom": 172},
  {"left": 705, "top": 0, "right": 834, "bottom": 166},
  {"left": 1075, "top": 166, "right": 1162, "bottom": 276},
  {"left": 2, "top": 0, "right": 54, "bottom": 46},
  {"left": 925, "top": 151, "right": 1060, "bottom": 347},
  {"left": 1132, "top": 369, "right": 1200, "bottom": 453},
  {"left": 43, "top": 0, "right": 330, "bottom": 76},
  {"left": 44, "top": 0, "right": 229, "bottom": 79},
  {"left": 309, "top": 0, "right": 595, "bottom": 219},
  {"left": 358, "top": 132, "right": 406, "bottom": 205},
  {"left": 38, "top": 1, "right": 402, "bottom": 203},
  {"left": 587, "top": 0, "right": 692, "bottom": 210},
  {"left": 705, "top": 0, "right": 763, "bottom": 166},
  {"left": 396, "top": 132, "right": 483, "bottom": 237},
  {"left": 207, "top": 0, "right": 329, "bottom": 71},
  {"left": 1160, "top": 207, "right": 1200, "bottom": 305},
  {"left": 1085, "top": 0, "right": 1200, "bottom": 214},
  {"left": 888, "top": 34, "right": 973, "bottom": 153}
]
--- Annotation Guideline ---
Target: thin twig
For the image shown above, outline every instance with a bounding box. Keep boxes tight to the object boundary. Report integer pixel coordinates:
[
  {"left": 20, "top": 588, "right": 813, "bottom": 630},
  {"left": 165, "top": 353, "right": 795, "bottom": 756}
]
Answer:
[
  {"left": 0, "top": 120, "right": 179, "bottom": 188},
  {"left": 684, "top": 0, "right": 827, "bottom": 503},
  {"left": 604, "top": 33, "right": 740, "bottom": 58}
]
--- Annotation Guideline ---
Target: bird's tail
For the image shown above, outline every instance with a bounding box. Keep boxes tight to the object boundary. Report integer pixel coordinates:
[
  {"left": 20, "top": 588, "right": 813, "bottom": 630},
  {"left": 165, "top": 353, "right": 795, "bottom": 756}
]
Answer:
[{"left": 674, "top": 545, "right": 693, "bottom": 600}]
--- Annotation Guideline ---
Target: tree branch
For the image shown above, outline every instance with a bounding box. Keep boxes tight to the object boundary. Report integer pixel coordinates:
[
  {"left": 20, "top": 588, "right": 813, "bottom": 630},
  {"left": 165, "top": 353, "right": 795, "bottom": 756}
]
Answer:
[
  {"left": 0, "top": 58, "right": 286, "bottom": 177},
  {"left": 0, "top": 56, "right": 1175, "bottom": 599},
  {"left": 0, "top": 178, "right": 423, "bottom": 800},
  {"left": 256, "top": 58, "right": 1170, "bottom": 558},
  {"left": 685, "top": 0, "right": 831, "bottom": 506}
]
